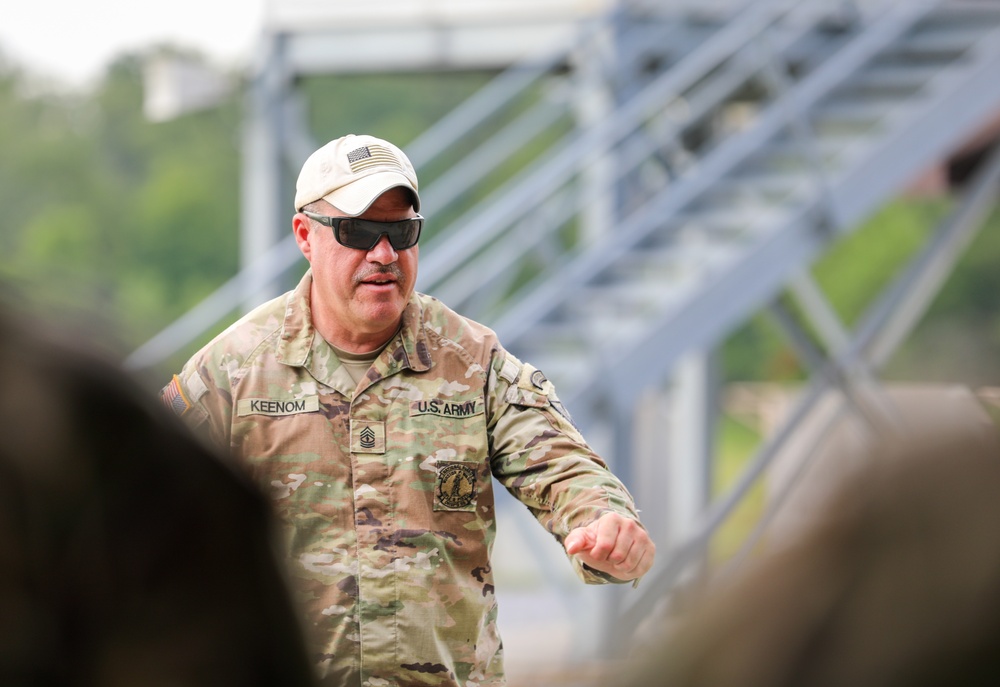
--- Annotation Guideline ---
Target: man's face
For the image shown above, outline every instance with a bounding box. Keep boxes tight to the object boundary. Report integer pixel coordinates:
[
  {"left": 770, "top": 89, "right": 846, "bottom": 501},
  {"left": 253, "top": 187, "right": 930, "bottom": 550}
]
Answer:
[{"left": 293, "top": 187, "right": 419, "bottom": 351}]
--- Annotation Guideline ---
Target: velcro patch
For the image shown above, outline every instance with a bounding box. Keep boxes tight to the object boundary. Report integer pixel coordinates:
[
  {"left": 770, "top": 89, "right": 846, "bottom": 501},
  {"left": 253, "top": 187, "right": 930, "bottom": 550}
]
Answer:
[
  {"left": 410, "top": 399, "right": 483, "bottom": 418},
  {"left": 435, "top": 462, "right": 477, "bottom": 511},
  {"left": 498, "top": 356, "right": 520, "bottom": 384},
  {"left": 184, "top": 370, "right": 209, "bottom": 404},
  {"left": 351, "top": 419, "right": 386, "bottom": 454},
  {"left": 237, "top": 396, "right": 320, "bottom": 417},
  {"left": 161, "top": 375, "right": 191, "bottom": 417}
]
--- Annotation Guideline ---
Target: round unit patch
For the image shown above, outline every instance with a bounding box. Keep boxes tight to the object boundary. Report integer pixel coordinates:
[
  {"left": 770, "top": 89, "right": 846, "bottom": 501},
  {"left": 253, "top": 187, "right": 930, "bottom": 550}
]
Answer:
[{"left": 437, "top": 463, "right": 477, "bottom": 509}]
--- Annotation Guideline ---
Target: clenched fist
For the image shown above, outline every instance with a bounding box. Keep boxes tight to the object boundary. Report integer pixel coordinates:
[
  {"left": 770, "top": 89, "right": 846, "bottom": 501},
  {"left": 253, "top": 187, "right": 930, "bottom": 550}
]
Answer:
[{"left": 564, "top": 512, "right": 655, "bottom": 581}]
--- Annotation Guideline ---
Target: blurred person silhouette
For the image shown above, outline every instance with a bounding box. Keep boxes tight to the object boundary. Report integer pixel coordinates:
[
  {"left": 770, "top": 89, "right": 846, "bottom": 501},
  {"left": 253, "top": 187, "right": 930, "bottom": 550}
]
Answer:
[
  {"left": 623, "top": 409, "right": 1000, "bottom": 687},
  {"left": 0, "top": 303, "right": 316, "bottom": 686}
]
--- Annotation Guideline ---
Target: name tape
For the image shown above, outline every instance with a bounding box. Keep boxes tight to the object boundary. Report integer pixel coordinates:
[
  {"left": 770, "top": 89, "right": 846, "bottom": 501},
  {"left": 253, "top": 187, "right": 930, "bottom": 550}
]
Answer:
[{"left": 237, "top": 396, "right": 320, "bottom": 417}]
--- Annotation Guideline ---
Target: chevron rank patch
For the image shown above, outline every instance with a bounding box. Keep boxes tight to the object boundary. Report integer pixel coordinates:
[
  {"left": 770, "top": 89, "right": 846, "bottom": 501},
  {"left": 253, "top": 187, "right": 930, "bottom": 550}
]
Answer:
[{"left": 351, "top": 419, "right": 386, "bottom": 454}]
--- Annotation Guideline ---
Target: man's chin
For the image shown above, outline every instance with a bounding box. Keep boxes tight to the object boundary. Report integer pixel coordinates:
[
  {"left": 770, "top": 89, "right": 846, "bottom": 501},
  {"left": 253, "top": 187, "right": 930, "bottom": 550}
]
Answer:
[{"left": 354, "top": 302, "right": 405, "bottom": 328}]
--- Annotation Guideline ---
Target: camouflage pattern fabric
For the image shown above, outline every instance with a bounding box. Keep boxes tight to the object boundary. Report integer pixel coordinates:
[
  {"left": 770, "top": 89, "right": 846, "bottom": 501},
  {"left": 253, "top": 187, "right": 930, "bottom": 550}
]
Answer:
[{"left": 163, "top": 269, "right": 643, "bottom": 687}]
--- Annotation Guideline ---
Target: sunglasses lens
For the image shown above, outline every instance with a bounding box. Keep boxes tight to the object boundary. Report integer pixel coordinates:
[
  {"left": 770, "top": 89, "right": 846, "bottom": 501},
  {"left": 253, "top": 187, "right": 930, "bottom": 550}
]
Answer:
[
  {"left": 390, "top": 219, "right": 421, "bottom": 249},
  {"left": 336, "top": 220, "right": 373, "bottom": 249},
  {"left": 337, "top": 218, "right": 422, "bottom": 250}
]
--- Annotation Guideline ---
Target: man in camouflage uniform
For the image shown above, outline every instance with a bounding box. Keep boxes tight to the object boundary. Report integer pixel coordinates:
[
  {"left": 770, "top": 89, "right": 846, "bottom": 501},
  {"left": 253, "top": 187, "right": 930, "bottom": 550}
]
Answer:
[{"left": 162, "top": 134, "right": 655, "bottom": 687}]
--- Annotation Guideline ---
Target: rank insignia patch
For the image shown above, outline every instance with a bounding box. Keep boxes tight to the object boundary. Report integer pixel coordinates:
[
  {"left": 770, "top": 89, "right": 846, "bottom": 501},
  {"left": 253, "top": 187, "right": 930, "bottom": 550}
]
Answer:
[{"left": 350, "top": 419, "right": 386, "bottom": 454}]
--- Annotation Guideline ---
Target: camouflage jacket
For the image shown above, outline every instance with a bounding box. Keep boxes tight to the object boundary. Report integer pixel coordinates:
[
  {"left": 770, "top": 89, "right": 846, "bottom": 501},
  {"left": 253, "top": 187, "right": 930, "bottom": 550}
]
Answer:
[{"left": 162, "top": 269, "right": 642, "bottom": 687}]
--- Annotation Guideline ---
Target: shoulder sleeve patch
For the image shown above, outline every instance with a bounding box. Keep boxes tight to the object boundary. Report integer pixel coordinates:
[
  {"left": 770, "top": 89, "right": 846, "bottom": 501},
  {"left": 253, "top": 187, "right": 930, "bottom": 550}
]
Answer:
[{"left": 161, "top": 375, "right": 192, "bottom": 417}]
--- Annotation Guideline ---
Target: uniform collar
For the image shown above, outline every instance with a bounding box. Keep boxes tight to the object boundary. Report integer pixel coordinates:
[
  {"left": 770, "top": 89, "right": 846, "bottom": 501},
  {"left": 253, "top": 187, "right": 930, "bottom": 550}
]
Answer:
[
  {"left": 371, "top": 294, "right": 433, "bottom": 378},
  {"left": 276, "top": 269, "right": 432, "bottom": 395},
  {"left": 276, "top": 269, "right": 316, "bottom": 367}
]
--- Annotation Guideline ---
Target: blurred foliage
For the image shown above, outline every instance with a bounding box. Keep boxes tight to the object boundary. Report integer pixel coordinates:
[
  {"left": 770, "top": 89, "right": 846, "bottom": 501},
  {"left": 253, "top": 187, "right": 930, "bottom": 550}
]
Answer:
[
  {"left": 0, "top": 46, "right": 998, "bottom": 388},
  {"left": 0, "top": 49, "right": 242, "bottom": 355},
  {"left": 301, "top": 72, "right": 495, "bottom": 154},
  {"left": 0, "top": 56, "right": 545, "bottom": 362}
]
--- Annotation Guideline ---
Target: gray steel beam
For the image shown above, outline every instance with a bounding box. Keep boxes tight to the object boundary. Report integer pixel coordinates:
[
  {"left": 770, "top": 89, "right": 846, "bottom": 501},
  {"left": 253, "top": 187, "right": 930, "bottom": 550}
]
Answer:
[
  {"left": 241, "top": 32, "right": 293, "bottom": 309},
  {"left": 610, "top": 135, "right": 1000, "bottom": 653}
]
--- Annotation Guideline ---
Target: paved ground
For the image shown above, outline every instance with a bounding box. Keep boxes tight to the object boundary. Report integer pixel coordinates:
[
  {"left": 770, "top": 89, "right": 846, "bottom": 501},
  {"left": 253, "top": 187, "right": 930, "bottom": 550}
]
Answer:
[{"left": 489, "top": 496, "right": 626, "bottom": 686}]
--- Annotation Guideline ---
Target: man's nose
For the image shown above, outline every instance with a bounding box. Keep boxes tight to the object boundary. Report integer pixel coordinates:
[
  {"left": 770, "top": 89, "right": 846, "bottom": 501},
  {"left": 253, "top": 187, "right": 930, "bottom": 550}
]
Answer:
[{"left": 367, "top": 235, "right": 398, "bottom": 263}]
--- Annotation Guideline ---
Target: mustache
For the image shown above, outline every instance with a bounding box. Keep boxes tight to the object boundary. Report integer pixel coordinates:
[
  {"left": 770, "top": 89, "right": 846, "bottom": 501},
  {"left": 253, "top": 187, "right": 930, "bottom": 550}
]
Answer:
[{"left": 354, "top": 264, "right": 405, "bottom": 284}]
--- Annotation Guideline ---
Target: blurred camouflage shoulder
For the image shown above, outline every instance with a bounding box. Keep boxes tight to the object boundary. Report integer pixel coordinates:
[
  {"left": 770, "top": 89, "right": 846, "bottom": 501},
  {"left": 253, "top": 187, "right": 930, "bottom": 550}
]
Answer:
[{"left": 182, "top": 292, "right": 289, "bottom": 383}]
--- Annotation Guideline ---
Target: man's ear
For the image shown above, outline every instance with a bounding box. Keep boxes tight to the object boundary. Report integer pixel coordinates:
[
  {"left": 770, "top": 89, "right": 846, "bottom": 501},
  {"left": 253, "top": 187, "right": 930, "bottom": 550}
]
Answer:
[{"left": 292, "top": 213, "right": 313, "bottom": 260}]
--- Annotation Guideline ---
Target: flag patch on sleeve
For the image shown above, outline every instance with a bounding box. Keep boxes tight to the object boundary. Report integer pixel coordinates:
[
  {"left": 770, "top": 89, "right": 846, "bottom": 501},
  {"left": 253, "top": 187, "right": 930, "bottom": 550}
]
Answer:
[{"left": 161, "top": 375, "right": 191, "bottom": 417}]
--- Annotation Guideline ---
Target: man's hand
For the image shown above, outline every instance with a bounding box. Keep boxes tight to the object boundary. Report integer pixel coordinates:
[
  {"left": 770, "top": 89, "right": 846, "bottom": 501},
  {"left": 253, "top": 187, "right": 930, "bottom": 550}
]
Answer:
[{"left": 564, "top": 512, "right": 655, "bottom": 581}]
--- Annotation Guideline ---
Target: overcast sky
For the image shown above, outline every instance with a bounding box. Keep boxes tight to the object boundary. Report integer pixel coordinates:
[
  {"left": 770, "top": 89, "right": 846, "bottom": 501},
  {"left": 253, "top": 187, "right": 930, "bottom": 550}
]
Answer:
[{"left": 0, "top": 0, "right": 266, "bottom": 88}]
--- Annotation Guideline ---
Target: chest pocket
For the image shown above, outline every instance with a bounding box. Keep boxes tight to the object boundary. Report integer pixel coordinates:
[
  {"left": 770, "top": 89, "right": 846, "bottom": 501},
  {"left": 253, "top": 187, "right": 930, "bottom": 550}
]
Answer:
[
  {"left": 434, "top": 460, "right": 480, "bottom": 512},
  {"left": 406, "top": 396, "right": 487, "bottom": 457},
  {"left": 406, "top": 395, "right": 488, "bottom": 512}
]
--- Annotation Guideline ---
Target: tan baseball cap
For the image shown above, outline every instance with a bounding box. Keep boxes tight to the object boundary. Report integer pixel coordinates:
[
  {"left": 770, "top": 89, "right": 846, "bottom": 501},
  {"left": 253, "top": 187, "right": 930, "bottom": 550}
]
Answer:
[{"left": 294, "top": 134, "right": 420, "bottom": 215}]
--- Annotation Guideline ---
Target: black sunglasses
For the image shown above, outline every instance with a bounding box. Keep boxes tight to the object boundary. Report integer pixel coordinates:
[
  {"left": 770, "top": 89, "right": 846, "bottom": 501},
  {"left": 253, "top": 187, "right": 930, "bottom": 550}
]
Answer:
[{"left": 302, "top": 211, "right": 423, "bottom": 251}]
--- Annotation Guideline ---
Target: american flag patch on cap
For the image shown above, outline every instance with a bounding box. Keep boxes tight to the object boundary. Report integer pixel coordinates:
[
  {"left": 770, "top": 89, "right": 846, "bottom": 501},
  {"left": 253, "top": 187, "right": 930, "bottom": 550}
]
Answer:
[
  {"left": 347, "top": 146, "right": 372, "bottom": 163},
  {"left": 347, "top": 144, "right": 403, "bottom": 173},
  {"left": 161, "top": 375, "right": 191, "bottom": 417}
]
